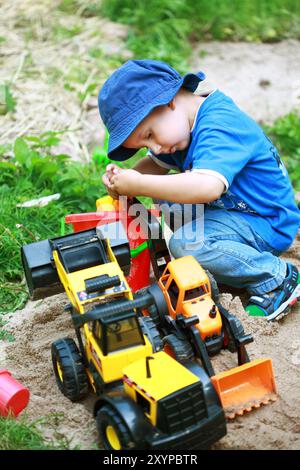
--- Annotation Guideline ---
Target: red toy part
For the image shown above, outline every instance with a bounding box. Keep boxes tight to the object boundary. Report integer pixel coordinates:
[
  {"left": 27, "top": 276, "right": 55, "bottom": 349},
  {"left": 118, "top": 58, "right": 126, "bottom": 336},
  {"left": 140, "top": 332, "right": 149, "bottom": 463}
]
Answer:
[
  {"left": 0, "top": 370, "right": 30, "bottom": 417},
  {"left": 123, "top": 211, "right": 151, "bottom": 292},
  {"left": 65, "top": 209, "right": 151, "bottom": 292},
  {"left": 65, "top": 212, "right": 118, "bottom": 232}
]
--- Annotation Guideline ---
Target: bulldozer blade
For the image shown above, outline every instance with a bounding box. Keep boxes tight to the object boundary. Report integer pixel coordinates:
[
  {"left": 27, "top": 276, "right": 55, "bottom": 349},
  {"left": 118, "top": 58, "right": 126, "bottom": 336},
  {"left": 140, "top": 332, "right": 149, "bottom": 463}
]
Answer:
[{"left": 211, "top": 358, "right": 277, "bottom": 420}]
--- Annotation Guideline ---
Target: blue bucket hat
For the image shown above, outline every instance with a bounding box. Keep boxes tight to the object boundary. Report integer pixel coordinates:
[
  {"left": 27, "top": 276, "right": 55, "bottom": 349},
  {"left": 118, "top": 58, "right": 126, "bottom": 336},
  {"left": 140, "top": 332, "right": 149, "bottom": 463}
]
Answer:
[{"left": 98, "top": 59, "right": 206, "bottom": 161}]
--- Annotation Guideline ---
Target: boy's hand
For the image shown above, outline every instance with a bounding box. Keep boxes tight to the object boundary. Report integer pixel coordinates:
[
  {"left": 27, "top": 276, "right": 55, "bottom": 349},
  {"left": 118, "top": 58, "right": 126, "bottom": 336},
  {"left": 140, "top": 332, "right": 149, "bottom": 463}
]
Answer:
[
  {"left": 106, "top": 163, "right": 121, "bottom": 176},
  {"left": 104, "top": 184, "right": 120, "bottom": 200},
  {"left": 102, "top": 164, "right": 122, "bottom": 199},
  {"left": 109, "top": 169, "right": 141, "bottom": 197}
]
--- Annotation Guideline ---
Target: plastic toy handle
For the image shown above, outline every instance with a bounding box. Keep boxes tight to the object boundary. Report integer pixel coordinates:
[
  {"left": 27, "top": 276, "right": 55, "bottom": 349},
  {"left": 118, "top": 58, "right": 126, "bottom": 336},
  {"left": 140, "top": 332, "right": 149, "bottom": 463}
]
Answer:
[{"left": 130, "top": 241, "right": 148, "bottom": 258}]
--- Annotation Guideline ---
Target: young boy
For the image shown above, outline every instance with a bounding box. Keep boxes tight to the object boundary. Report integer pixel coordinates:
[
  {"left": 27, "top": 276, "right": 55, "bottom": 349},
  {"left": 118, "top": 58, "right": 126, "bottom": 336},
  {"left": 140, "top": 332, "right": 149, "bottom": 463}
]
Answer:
[{"left": 98, "top": 59, "right": 300, "bottom": 321}]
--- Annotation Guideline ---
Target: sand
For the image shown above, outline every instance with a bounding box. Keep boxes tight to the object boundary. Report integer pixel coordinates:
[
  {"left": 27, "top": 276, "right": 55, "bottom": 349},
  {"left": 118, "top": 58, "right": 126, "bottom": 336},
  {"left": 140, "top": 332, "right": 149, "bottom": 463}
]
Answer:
[{"left": 190, "top": 40, "right": 300, "bottom": 125}]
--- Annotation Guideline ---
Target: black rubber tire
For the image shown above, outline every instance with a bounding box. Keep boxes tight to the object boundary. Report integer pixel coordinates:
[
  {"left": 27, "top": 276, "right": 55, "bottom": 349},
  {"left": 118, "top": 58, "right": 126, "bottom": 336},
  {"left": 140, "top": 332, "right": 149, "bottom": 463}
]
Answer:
[
  {"left": 205, "top": 270, "right": 220, "bottom": 303},
  {"left": 139, "top": 316, "right": 163, "bottom": 352},
  {"left": 146, "top": 283, "right": 169, "bottom": 326},
  {"left": 96, "top": 405, "right": 135, "bottom": 450},
  {"left": 163, "top": 334, "right": 194, "bottom": 363},
  {"left": 51, "top": 337, "right": 89, "bottom": 402}
]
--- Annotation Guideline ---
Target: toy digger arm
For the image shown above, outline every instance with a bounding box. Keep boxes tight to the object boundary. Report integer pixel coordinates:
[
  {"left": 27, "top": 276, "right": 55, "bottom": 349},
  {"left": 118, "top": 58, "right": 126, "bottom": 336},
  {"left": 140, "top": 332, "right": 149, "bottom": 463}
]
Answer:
[
  {"left": 218, "top": 304, "right": 253, "bottom": 365},
  {"left": 71, "top": 291, "right": 155, "bottom": 328},
  {"left": 176, "top": 314, "right": 215, "bottom": 377}
]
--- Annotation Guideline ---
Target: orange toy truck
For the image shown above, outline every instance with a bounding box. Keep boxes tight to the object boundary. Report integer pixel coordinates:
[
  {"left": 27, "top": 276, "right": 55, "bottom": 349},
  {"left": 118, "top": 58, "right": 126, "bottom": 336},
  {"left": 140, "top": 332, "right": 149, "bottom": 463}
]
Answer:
[{"left": 142, "top": 256, "right": 277, "bottom": 419}]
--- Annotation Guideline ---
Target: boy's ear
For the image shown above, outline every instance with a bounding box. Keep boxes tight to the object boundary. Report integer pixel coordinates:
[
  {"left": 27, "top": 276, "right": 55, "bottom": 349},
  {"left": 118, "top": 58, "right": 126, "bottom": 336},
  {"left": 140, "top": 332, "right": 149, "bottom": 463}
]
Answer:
[{"left": 167, "top": 98, "right": 176, "bottom": 110}]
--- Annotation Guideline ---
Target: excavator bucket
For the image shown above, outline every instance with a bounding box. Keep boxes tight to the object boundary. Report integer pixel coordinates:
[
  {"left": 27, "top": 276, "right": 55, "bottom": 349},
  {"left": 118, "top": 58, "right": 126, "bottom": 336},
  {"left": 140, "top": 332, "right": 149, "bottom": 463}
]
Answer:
[{"left": 211, "top": 358, "right": 277, "bottom": 420}]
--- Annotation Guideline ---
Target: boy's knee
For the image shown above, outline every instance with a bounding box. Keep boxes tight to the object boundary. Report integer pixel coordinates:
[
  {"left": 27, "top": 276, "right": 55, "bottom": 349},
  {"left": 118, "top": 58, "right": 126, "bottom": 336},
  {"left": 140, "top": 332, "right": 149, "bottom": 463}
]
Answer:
[
  {"left": 169, "top": 233, "right": 210, "bottom": 260},
  {"left": 169, "top": 234, "right": 185, "bottom": 259}
]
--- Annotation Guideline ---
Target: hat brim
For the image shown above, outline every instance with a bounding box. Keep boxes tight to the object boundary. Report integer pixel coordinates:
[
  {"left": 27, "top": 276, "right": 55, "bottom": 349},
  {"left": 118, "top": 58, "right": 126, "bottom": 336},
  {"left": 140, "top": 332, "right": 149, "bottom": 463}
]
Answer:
[{"left": 108, "top": 145, "right": 137, "bottom": 162}]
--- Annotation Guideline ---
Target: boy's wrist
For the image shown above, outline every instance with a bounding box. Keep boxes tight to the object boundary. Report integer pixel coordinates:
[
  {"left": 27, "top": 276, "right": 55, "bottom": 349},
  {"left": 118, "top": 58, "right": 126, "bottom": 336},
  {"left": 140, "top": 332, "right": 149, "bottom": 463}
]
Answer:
[{"left": 133, "top": 171, "right": 143, "bottom": 195}]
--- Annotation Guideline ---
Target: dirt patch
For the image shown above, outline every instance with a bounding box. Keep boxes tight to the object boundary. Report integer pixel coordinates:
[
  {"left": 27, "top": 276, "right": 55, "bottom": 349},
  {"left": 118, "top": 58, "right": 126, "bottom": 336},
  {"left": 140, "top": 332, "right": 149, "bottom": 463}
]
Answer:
[
  {"left": 0, "top": 233, "right": 299, "bottom": 450},
  {"left": 0, "top": 0, "right": 132, "bottom": 160},
  {"left": 191, "top": 40, "right": 300, "bottom": 124}
]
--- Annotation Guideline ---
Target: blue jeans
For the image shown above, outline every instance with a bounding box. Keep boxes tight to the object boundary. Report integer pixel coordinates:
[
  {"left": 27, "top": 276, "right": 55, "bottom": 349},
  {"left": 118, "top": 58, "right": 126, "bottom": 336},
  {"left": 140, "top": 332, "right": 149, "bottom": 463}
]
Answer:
[{"left": 156, "top": 201, "right": 287, "bottom": 295}]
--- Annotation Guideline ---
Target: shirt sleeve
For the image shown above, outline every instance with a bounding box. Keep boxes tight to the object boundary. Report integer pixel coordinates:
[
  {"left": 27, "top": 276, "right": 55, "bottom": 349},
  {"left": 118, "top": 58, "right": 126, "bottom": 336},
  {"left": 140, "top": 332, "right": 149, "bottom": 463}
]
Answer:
[
  {"left": 188, "top": 121, "right": 253, "bottom": 189},
  {"left": 191, "top": 168, "right": 229, "bottom": 192}
]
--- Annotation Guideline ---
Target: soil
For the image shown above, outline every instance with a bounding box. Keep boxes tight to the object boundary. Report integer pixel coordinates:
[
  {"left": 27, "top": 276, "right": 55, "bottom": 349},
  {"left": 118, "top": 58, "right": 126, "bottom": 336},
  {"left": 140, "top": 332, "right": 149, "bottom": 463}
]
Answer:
[
  {"left": 190, "top": 40, "right": 300, "bottom": 124},
  {"left": 1, "top": 0, "right": 300, "bottom": 451}
]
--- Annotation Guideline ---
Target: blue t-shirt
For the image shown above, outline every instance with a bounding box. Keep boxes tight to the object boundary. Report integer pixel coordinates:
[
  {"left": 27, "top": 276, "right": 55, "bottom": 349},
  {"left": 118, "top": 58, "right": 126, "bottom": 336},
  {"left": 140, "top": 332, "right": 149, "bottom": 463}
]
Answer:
[{"left": 150, "top": 89, "right": 300, "bottom": 252}]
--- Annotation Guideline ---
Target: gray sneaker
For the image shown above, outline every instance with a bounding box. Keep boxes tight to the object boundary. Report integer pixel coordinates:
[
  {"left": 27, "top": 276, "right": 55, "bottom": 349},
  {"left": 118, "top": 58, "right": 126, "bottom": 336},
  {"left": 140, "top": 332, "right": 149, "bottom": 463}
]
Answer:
[{"left": 246, "top": 263, "right": 300, "bottom": 321}]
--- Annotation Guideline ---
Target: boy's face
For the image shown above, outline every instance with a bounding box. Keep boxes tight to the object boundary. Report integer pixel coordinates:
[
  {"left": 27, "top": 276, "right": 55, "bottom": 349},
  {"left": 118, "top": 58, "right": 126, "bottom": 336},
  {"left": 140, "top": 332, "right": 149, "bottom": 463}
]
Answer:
[{"left": 122, "top": 98, "right": 191, "bottom": 155}]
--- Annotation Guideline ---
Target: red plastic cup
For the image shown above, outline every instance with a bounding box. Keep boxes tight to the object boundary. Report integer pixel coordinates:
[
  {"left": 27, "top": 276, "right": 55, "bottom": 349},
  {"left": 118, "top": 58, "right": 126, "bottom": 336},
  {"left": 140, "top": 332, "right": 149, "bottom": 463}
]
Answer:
[{"left": 0, "top": 370, "right": 30, "bottom": 417}]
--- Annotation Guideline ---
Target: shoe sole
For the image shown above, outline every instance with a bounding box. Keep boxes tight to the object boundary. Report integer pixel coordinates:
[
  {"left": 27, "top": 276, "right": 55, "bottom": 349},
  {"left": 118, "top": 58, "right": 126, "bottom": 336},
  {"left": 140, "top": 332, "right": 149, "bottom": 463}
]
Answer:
[{"left": 267, "top": 284, "right": 300, "bottom": 322}]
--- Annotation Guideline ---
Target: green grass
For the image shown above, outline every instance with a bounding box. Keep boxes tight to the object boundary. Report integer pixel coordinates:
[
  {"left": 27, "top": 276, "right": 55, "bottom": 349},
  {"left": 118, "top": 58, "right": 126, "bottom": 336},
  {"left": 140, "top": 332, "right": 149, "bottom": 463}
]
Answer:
[
  {"left": 101, "top": 0, "right": 300, "bottom": 71},
  {"left": 264, "top": 112, "right": 300, "bottom": 192},
  {"left": 0, "top": 317, "right": 14, "bottom": 342},
  {"left": 0, "top": 414, "right": 72, "bottom": 450},
  {"left": 58, "top": 0, "right": 102, "bottom": 17},
  {"left": 0, "top": 84, "right": 17, "bottom": 115},
  {"left": 48, "top": 50, "right": 124, "bottom": 103},
  {"left": 52, "top": 23, "right": 83, "bottom": 41},
  {"left": 0, "top": 133, "right": 110, "bottom": 317}
]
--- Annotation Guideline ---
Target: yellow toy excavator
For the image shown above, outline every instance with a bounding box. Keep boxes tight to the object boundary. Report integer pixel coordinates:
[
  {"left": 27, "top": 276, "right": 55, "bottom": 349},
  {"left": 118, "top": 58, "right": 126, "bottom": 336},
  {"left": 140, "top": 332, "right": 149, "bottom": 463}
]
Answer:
[{"left": 21, "top": 221, "right": 227, "bottom": 449}]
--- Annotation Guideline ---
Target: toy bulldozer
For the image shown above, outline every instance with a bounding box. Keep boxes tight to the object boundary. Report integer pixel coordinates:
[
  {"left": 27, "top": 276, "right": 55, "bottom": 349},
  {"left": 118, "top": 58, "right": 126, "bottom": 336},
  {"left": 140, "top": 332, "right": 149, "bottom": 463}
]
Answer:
[
  {"left": 21, "top": 222, "right": 227, "bottom": 450},
  {"left": 141, "top": 255, "right": 277, "bottom": 419}
]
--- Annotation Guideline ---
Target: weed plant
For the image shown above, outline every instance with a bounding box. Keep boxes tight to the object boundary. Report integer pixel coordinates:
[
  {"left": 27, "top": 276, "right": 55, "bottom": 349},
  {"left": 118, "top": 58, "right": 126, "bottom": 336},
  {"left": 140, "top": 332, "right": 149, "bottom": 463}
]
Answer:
[
  {"left": 0, "top": 414, "right": 73, "bottom": 450},
  {"left": 0, "top": 133, "right": 106, "bottom": 314}
]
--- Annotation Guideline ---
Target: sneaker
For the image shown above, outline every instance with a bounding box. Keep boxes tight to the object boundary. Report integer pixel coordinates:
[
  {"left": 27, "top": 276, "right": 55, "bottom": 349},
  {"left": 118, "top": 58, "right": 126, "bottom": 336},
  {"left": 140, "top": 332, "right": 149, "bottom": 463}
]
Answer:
[{"left": 246, "top": 263, "right": 300, "bottom": 321}]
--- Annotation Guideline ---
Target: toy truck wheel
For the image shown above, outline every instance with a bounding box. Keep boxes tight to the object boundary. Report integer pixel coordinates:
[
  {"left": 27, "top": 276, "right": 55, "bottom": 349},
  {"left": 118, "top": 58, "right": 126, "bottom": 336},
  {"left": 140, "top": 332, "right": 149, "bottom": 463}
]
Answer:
[
  {"left": 139, "top": 316, "right": 163, "bottom": 352},
  {"left": 51, "top": 338, "right": 89, "bottom": 402},
  {"left": 96, "top": 405, "right": 135, "bottom": 450},
  {"left": 205, "top": 270, "right": 220, "bottom": 303},
  {"left": 163, "top": 334, "right": 194, "bottom": 363},
  {"left": 146, "top": 283, "right": 169, "bottom": 326}
]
